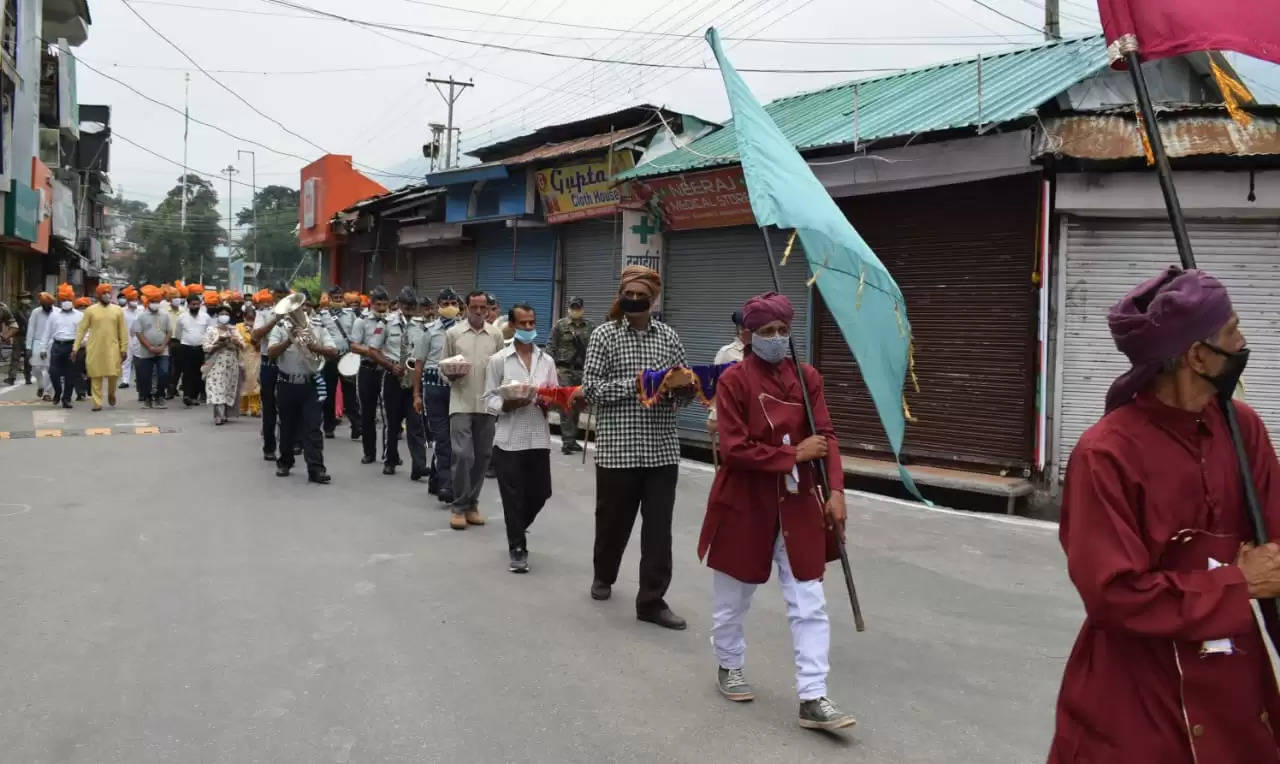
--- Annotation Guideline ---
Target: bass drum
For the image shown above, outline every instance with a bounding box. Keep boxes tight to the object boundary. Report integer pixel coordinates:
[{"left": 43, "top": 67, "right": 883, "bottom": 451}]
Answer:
[{"left": 337, "top": 352, "right": 362, "bottom": 378}]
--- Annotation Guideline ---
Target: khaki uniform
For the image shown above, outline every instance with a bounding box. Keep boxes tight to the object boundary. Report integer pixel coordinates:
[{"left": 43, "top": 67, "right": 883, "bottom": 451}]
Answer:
[{"left": 547, "top": 316, "right": 594, "bottom": 445}]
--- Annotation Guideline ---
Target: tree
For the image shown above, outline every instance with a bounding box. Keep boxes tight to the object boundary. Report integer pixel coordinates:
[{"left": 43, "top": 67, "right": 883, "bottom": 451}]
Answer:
[
  {"left": 235, "top": 184, "right": 308, "bottom": 279},
  {"left": 126, "top": 174, "right": 224, "bottom": 285}
]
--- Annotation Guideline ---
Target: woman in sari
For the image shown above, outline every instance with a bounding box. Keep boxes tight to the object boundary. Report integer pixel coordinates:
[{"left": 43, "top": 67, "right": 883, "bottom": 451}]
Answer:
[
  {"left": 201, "top": 303, "right": 245, "bottom": 425},
  {"left": 237, "top": 303, "right": 261, "bottom": 416}
]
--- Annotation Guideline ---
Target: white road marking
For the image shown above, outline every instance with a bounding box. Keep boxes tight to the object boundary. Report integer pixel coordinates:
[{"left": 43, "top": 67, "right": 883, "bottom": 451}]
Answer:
[
  {"left": 0, "top": 382, "right": 22, "bottom": 397},
  {"left": 32, "top": 409, "right": 68, "bottom": 427},
  {"left": 362, "top": 552, "right": 413, "bottom": 566},
  {"left": 0, "top": 503, "right": 33, "bottom": 517}
]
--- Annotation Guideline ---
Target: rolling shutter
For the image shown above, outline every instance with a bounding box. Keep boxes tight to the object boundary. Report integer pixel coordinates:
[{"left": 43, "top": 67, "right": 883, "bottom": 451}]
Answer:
[
  {"left": 560, "top": 216, "right": 621, "bottom": 324},
  {"left": 1055, "top": 217, "right": 1280, "bottom": 480},
  {"left": 474, "top": 225, "right": 557, "bottom": 340},
  {"left": 412, "top": 245, "right": 475, "bottom": 302},
  {"left": 663, "top": 226, "right": 812, "bottom": 440},
  {"left": 819, "top": 174, "right": 1040, "bottom": 471}
]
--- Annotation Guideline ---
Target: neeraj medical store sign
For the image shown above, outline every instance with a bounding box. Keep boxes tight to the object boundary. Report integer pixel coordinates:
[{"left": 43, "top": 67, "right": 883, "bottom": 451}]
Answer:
[
  {"left": 636, "top": 166, "right": 755, "bottom": 231},
  {"left": 535, "top": 151, "right": 635, "bottom": 224}
]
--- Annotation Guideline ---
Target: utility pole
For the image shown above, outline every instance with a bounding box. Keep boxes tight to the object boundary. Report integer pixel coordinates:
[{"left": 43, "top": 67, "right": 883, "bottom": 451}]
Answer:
[
  {"left": 1044, "top": 0, "right": 1060, "bottom": 41},
  {"left": 220, "top": 165, "right": 239, "bottom": 285},
  {"left": 181, "top": 73, "right": 190, "bottom": 230},
  {"left": 426, "top": 74, "right": 473, "bottom": 170},
  {"left": 237, "top": 149, "right": 257, "bottom": 265}
]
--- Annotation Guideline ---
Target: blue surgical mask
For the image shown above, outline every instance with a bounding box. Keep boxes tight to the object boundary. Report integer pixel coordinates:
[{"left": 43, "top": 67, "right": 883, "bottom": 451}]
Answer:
[
  {"left": 514, "top": 328, "right": 537, "bottom": 345},
  {"left": 751, "top": 333, "right": 790, "bottom": 364}
]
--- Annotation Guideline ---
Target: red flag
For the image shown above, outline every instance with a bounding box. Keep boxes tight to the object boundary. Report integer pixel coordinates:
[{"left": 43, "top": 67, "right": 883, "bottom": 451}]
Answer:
[{"left": 1099, "top": 0, "right": 1280, "bottom": 66}]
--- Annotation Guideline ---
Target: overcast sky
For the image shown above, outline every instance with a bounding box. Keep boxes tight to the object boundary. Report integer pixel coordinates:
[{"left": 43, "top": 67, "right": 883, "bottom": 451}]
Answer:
[{"left": 76, "top": 0, "right": 1280, "bottom": 217}]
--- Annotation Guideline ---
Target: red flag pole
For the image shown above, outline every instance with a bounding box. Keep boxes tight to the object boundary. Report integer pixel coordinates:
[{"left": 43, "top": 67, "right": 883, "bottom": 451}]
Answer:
[{"left": 1124, "top": 44, "right": 1278, "bottom": 627}]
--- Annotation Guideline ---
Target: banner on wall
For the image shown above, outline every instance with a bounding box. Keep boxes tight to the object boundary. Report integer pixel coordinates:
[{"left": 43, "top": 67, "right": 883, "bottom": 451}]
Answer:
[
  {"left": 627, "top": 166, "right": 756, "bottom": 231},
  {"left": 535, "top": 151, "right": 635, "bottom": 224}
]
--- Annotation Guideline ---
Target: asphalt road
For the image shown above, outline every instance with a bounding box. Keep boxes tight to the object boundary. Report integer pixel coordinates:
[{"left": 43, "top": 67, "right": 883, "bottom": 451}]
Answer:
[{"left": 0, "top": 380, "right": 1080, "bottom": 763}]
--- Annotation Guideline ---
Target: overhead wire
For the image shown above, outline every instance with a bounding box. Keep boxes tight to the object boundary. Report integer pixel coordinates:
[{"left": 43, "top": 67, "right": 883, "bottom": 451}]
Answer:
[{"left": 966, "top": 0, "right": 1046, "bottom": 36}]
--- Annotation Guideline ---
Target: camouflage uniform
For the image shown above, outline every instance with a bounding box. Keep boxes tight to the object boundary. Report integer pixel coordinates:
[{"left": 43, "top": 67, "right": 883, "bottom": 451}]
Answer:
[
  {"left": 1, "top": 300, "right": 22, "bottom": 384},
  {"left": 547, "top": 312, "right": 594, "bottom": 451}
]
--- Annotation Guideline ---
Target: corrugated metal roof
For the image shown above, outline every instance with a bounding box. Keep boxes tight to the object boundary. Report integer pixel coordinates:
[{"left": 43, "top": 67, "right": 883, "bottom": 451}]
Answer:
[
  {"left": 490, "top": 123, "right": 657, "bottom": 166},
  {"left": 618, "top": 34, "right": 1109, "bottom": 180},
  {"left": 1036, "top": 112, "right": 1280, "bottom": 159}
]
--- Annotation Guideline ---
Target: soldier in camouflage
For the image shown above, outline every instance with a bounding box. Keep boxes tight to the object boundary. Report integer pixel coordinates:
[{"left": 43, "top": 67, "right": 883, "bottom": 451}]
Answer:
[
  {"left": 1, "top": 294, "right": 21, "bottom": 385},
  {"left": 547, "top": 296, "right": 594, "bottom": 454}
]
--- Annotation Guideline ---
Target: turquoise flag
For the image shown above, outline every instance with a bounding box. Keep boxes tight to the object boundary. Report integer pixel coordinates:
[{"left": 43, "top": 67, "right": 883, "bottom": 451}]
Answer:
[{"left": 705, "top": 27, "right": 924, "bottom": 500}]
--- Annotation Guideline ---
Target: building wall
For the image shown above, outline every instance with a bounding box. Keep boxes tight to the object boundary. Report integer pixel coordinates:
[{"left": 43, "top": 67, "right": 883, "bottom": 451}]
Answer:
[{"left": 298, "top": 155, "right": 388, "bottom": 249}]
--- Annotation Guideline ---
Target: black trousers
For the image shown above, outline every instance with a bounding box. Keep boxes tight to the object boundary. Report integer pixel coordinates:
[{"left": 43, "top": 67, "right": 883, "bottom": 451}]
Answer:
[
  {"left": 381, "top": 372, "right": 427, "bottom": 471},
  {"left": 494, "top": 447, "right": 552, "bottom": 551},
  {"left": 593, "top": 464, "right": 679, "bottom": 614},
  {"left": 357, "top": 363, "right": 384, "bottom": 461},
  {"left": 48, "top": 341, "right": 75, "bottom": 404},
  {"left": 321, "top": 358, "right": 339, "bottom": 434},
  {"left": 167, "top": 339, "right": 183, "bottom": 396},
  {"left": 339, "top": 372, "right": 360, "bottom": 435},
  {"left": 177, "top": 344, "right": 204, "bottom": 401},
  {"left": 259, "top": 359, "right": 279, "bottom": 454},
  {"left": 73, "top": 348, "right": 87, "bottom": 396},
  {"left": 277, "top": 380, "right": 324, "bottom": 474}
]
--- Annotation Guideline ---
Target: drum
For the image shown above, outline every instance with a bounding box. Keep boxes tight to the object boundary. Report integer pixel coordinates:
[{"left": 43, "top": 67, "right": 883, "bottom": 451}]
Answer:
[{"left": 337, "top": 352, "right": 361, "bottom": 378}]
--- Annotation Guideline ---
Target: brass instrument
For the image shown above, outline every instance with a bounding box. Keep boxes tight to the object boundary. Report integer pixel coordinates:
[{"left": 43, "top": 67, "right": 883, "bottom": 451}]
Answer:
[
  {"left": 273, "top": 292, "right": 321, "bottom": 371},
  {"left": 398, "top": 318, "right": 415, "bottom": 389}
]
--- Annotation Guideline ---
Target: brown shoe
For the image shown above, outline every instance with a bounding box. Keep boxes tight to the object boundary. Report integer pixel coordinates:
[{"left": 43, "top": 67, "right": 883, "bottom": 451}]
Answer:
[
  {"left": 465, "top": 509, "right": 486, "bottom": 526},
  {"left": 450, "top": 513, "right": 467, "bottom": 531}
]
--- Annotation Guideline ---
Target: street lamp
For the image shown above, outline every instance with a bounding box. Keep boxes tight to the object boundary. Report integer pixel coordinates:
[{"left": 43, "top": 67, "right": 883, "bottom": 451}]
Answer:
[{"left": 237, "top": 150, "right": 257, "bottom": 266}]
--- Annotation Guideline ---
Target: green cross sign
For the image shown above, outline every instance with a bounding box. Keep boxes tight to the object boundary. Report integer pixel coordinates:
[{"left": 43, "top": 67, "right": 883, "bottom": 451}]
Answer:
[{"left": 630, "top": 215, "right": 657, "bottom": 243}]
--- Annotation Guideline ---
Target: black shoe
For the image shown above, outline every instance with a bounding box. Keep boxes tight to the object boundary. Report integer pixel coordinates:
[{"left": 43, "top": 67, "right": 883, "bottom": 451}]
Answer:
[
  {"left": 3, "top": 377, "right": 13, "bottom": 385},
  {"left": 638, "top": 608, "right": 687, "bottom": 631},
  {"left": 62, "top": 402, "right": 72, "bottom": 409},
  {"left": 590, "top": 581, "right": 611, "bottom": 601},
  {"left": 324, "top": 430, "right": 335, "bottom": 439},
  {"left": 75, "top": 394, "right": 85, "bottom": 401},
  {"left": 183, "top": 398, "right": 194, "bottom": 407},
  {"left": 383, "top": 464, "right": 396, "bottom": 476},
  {"left": 509, "top": 549, "right": 529, "bottom": 574},
  {"left": 154, "top": 399, "right": 168, "bottom": 410},
  {"left": 263, "top": 452, "right": 277, "bottom": 462},
  {"left": 438, "top": 491, "right": 454, "bottom": 505},
  {"left": 276, "top": 465, "right": 291, "bottom": 477},
  {"left": 562, "top": 441, "right": 583, "bottom": 454},
  {"left": 350, "top": 430, "right": 362, "bottom": 440},
  {"left": 143, "top": 400, "right": 153, "bottom": 409},
  {"left": 118, "top": 383, "right": 130, "bottom": 389},
  {"left": 165, "top": 392, "right": 176, "bottom": 400},
  {"left": 485, "top": 466, "right": 496, "bottom": 479},
  {"left": 410, "top": 469, "right": 424, "bottom": 481},
  {"left": 308, "top": 471, "right": 331, "bottom": 484},
  {"left": 361, "top": 455, "right": 375, "bottom": 464},
  {"left": 427, "top": 481, "right": 440, "bottom": 496}
]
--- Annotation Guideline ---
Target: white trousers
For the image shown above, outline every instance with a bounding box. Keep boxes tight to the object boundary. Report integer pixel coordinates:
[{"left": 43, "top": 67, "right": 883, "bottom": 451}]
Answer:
[
  {"left": 711, "top": 533, "right": 831, "bottom": 701},
  {"left": 121, "top": 344, "right": 135, "bottom": 385}
]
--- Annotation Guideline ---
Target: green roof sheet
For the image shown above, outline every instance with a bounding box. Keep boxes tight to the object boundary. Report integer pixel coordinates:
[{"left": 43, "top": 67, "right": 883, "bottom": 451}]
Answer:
[{"left": 619, "top": 34, "right": 1108, "bottom": 180}]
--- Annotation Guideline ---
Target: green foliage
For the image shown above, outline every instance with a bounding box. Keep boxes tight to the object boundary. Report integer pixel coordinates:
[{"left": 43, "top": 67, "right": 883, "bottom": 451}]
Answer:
[
  {"left": 291, "top": 274, "right": 322, "bottom": 300},
  {"left": 126, "top": 174, "right": 224, "bottom": 285},
  {"left": 235, "top": 185, "right": 307, "bottom": 276}
]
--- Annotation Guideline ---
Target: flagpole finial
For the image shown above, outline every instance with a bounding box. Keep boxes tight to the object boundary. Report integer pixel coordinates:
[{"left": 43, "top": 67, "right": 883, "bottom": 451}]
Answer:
[{"left": 1108, "top": 34, "right": 1139, "bottom": 64}]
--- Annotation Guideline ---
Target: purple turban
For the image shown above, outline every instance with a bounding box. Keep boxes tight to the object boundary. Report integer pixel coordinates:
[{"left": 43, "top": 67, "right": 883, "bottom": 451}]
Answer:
[
  {"left": 1104, "top": 266, "right": 1234, "bottom": 412},
  {"left": 741, "top": 292, "right": 795, "bottom": 331}
]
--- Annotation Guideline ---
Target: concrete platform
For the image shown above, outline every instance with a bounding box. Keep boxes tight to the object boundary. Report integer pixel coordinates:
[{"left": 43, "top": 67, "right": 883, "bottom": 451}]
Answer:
[{"left": 842, "top": 455, "right": 1034, "bottom": 515}]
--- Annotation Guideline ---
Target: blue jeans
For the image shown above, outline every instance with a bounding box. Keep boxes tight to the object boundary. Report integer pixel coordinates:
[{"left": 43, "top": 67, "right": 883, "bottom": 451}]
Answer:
[{"left": 133, "top": 355, "right": 169, "bottom": 402}]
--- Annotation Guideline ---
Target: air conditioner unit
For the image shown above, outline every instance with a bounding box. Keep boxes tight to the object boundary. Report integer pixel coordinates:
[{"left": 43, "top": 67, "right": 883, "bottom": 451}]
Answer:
[{"left": 38, "top": 128, "right": 59, "bottom": 166}]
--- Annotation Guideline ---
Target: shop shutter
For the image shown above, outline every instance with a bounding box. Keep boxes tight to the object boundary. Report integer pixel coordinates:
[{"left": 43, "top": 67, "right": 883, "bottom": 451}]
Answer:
[
  {"left": 818, "top": 174, "right": 1040, "bottom": 471},
  {"left": 561, "top": 216, "right": 622, "bottom": 324},
  {"left": 663, "top": 226, "right": 812, "bottom": 440},
  {"left": 1055, "top": 217, "right": 1280, "bottom": 480},
  {"left": 412, "top": 245, "right": 476, "bottom": 302},
  {"left": 474, "top": 225, "right": 557, "bottom": 340}
]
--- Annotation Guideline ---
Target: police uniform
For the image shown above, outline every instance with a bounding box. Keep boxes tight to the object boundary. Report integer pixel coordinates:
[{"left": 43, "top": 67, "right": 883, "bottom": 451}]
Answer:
[
  {"left": 334, "top": 305, "right": 362, "bottom": 438},
  {"left": 270, "top": 316, "right": 335, "bottom": 481},
  {"left": 349, "top": 310, "right": 389, "bottom": 463},
  {"left": 547, "top": 309, "right": 594, "bottom": 451},
  {"left": 414, "top": 314, "right": 456, "bottom": 499},
  {"left": 379, "top": 310, "right": 428, "bottom": 476},
  {"left": 317, "top": 305, "right": 354, "bottom": 438}
]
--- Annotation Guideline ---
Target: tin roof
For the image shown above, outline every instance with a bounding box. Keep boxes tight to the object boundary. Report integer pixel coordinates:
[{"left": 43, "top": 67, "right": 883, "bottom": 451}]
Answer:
[
  {"left": 1036, "top": 111, "right": 1280, "bottom": 160},
  {"left": 618, "top": 34, "right": 1109, "bottom": 180},
  {"left": 494, "top": 123, "right": 658, "bottom": 166}
]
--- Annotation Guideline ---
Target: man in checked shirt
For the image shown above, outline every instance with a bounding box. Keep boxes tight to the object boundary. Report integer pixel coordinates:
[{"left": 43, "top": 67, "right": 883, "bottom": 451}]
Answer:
[{"left": 577, "top": 265, "right": 696, "bottom": 631}]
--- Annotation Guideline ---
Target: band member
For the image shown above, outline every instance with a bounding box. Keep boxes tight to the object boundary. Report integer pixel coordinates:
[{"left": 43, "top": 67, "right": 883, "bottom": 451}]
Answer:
[
  {"left": 580, "top": 265, "right": 694, "bottom": 630},
  {"left": 547, "top": 295, "right": 594, "bottom": 454},
  {"left": 251, "top": 281, "right": 292, "bottom": 460},
  {"left": 698, "top": 292, "right": 855, "bottom": 731},
  {"left": 413, "top": 287, "right": 462, "bottom": 504},
  {"left": 337, "top": 290, "right": 363, "bottom": 439},
  {"left": 1049, "top": 267, "right": 1280, "bottom": 763},
  {"left": 381, "top": 287, "right": 428, "bottom": 479},
  {"left": 349, "top": 286, "right": 392, "bottom": 465},
  {"left": 318, "top": 286, "right": 350, "bottom": 439},
  {"left": 267, "top": 289, "right": 337, "bottom": 484}
]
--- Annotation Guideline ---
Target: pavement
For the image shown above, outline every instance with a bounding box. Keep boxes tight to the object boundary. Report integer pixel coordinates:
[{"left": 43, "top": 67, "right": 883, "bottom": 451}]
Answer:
[{"left": 0, "top": 378, "right": 1081, "bottom": 763}]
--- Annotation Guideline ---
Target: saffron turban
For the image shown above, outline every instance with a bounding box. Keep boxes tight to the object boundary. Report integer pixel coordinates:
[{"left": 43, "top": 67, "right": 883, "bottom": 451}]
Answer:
[
  {"left": 56, "top": 283, "right": 74, "bottom": 301},
  {"left": 96, "top": 283, "right": 113, "bottom": 296}
]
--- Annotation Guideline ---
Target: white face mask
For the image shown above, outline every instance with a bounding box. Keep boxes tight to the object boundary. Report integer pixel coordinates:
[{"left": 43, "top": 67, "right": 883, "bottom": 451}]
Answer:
[
  {"left": 60, "top": 300, "right": 73, "bottom": 311},
  {"left": 156, "top": 299, "right": 168, "bottom": 310},
  {"left": 117, "top": 297, "right": 127, "bottom": 306},
  {"left": 128, "top": 301, "right": 138, "bottom": 309},
  {"left": 148, "top": 303, "right": 160, "bottom": 313},
  {"left": 217, "top": 314, "right": 231, "bottom": 325}
]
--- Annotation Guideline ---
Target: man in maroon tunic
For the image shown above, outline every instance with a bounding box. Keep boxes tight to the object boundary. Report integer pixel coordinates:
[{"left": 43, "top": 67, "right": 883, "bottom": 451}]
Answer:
[
  {"left": 697, "top": 292, "right": 856, "bottom": 731},
  {"left": 1050, "top": 267, "right": 1280, "bottom": 763}
]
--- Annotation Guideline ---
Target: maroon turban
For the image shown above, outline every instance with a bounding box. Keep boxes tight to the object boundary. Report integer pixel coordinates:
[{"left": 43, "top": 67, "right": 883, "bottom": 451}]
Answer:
[
  {"left": 741, "top": 291, "right": 795, "bottom": 331},
  {"left": 1105, "top": 266, "right": 1234, "bottom": 412}
]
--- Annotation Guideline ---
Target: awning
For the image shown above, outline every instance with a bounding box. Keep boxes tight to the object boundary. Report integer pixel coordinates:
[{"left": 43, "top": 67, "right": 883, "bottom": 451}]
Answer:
[
  {"left": 399, "top": 222, "right": 467, "bottom": 248},
  {"left": 1035, "top": 113, "right": 1280, "bottom": 160}
]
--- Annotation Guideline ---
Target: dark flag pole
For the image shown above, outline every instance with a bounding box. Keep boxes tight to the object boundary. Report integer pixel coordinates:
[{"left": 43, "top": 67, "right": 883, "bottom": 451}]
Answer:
[
  {"left": 761, "top": 229, "right": 866, "bottom": 632},
  {"left": 1124, "top": 48, "right": 1279, "bottom": 625}
]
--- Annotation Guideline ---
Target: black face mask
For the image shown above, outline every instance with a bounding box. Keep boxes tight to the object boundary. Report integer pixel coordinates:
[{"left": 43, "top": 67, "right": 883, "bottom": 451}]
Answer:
[
  {"left": 619, "top": 295, "right": 651, "bottom": 314},
  {"left": 189, "top": 306, "right": 201, "bottom": 314},
  {"left": 1199, "top": 342, "right": 1250, "bottom": 398}
]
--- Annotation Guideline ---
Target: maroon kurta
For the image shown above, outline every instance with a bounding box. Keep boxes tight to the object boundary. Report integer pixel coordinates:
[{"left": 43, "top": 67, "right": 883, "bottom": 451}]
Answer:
[
  {"left": 697, "top": 353, "right": 843, "bottom": 584},
  {"left": 1050, "top": 392, "right": 1280, "bottom": 763}
]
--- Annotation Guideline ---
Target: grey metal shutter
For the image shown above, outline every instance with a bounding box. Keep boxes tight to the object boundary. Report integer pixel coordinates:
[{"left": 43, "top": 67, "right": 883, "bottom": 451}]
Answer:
[
  {"left": 412, "top": 245, "right": 476, "bottom": 301},
  {"left": 663, "top": 226, "right": 812, "bottom": 440},
  {"left": 561, "top": 216, "right": 621, "bottom": 324},
  {"left": 1055, "top": 217, "right": 1280, "bottom": 480}
]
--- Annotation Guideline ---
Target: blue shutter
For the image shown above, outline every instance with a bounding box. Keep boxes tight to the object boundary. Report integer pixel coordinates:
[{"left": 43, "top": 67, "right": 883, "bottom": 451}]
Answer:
[{"left": 473, "top": 224, "right": 557, "bottom": 341}]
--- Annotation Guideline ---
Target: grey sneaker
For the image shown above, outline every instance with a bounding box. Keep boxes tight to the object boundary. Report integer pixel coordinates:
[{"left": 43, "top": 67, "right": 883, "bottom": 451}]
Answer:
[
  {"left": 509, "top": 549, "right": 529, "bottom": 574},
  {"left": 717, "top": 667, "right": 754, "bottom": 702},
  {"left": 798, "top": 697, "right": 857, "bottom": 731}
]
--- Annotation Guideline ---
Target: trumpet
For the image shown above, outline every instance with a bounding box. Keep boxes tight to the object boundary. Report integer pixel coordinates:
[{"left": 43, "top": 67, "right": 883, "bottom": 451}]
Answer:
[{"left": 273, "top": 292, "right": 321, "bottom": 371}]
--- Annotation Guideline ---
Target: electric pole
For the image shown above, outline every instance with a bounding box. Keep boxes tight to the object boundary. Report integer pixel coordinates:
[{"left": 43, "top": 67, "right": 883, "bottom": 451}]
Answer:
[
  {"left": 181, "top": 72, "right": 190, "bottom": 230},
  {"left": 237, "top": 149, "right": 257, "bottom": 265},
  {"left": 426, "top": 74, "right": 473, "bottom": 170},
  {"left": 220, "top": 165, "right": 239, "bottom": 285},
  {"left": 1044, "top": 0, "right": 1060, "bottom": 41}
]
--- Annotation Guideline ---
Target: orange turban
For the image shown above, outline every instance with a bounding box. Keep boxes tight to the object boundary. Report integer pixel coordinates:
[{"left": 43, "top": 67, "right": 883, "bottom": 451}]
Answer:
[
  {"left": 165, "top": 285, "right": 180, "bottom": 300},
  {"left": 319, "top": 292, "right": 331, "bottom": 308},
  {"left": 74, "top": 297, "right": 90, "bottom": 309},
  {"left": 56, "top": 283, "right": 74, "bottom": 301},
  {"left": 361, "top": 295, "right": 370, "bottom": 308},
  {"left": 187, "top": 283, "right": 204, "bottom": 295},
  {"left": 38, "top": 291, "right": 54, "bottom": 305},
  {"left": 140, "top": 285, "right": 163, "bottom": 305},
  {"left": 203, "top": 290, "right": 220, "bottom": 307},
  {"left": 228, "top": 290, "right": 243, "bottom": 302},
  {"left": 122, "top": 286, "right": 138, "bottom": 301},
  {"left": 343, "top": 291, "right": 360, "bottom": 303},
  {"left": 96, "top": 283, "right": 113, "bottom": 297},
  {"left": 254, "top": 289, "right": 272, "bottom": 305}
]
